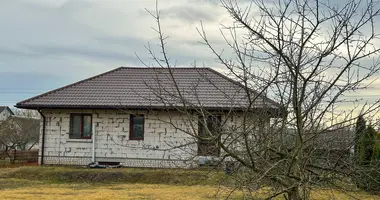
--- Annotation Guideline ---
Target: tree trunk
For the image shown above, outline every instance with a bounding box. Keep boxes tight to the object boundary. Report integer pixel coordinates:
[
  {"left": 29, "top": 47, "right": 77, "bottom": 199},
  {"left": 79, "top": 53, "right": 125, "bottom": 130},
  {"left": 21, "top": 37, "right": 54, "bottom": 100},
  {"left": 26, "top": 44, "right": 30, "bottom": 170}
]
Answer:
[
  {"left": 11, "top": 149, "right": 16, "bottom": 164},
  {"left": 287, "top": 187, "right": 301, "bottom": 200}
]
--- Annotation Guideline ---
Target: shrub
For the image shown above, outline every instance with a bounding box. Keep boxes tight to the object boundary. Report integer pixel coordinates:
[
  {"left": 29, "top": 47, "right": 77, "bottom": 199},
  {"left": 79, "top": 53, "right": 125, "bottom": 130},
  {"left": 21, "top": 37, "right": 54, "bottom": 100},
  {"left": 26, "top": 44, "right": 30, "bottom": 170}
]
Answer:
[{"left": 353, "top": 160, "right": 380, "bottom": 192}]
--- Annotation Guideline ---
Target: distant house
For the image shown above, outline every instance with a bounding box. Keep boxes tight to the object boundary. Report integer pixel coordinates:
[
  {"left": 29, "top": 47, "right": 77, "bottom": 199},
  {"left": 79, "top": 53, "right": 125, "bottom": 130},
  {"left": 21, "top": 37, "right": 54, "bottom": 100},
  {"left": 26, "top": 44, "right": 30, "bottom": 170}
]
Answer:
[
  {"left": 0, "top": 115, "right": 40, "bottom": 151},
  {"left": 0, "top": 106, "right": 14, "bottom": 122},
  {"left": 15, "top": 67, "right": 282, "bottom": 168},
  {"left": 283, "top": 127, "right": 354, "bottom": 162}
]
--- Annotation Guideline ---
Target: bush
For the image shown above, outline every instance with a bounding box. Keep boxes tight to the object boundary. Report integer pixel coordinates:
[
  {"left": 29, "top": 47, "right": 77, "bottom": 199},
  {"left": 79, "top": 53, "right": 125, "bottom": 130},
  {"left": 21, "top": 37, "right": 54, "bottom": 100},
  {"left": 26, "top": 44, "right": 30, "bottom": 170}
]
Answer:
[{"left": 353, "top": 161, "right": 380, "bottom": 192}]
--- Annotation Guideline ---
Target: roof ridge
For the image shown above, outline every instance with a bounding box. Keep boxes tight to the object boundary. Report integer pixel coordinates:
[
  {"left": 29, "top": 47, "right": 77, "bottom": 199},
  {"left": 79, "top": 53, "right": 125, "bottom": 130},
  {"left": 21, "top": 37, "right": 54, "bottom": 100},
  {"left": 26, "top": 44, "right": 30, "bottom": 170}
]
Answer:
[
  {"left": 119, "top": 66, "right": 209, "bottom": 69},
  {"left": 15, "top": 67, "right": 124, "bottom": 108}
]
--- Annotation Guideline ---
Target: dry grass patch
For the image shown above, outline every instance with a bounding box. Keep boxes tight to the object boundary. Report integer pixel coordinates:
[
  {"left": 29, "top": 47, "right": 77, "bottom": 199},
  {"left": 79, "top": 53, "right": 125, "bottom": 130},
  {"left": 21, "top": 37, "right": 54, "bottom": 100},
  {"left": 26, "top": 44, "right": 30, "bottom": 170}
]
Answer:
[
  {"left": 0, "top": 182, "right": 238, "bottom": 200},
  {"left": 0, "top": 181, "right": 380, "bottom": 200}
]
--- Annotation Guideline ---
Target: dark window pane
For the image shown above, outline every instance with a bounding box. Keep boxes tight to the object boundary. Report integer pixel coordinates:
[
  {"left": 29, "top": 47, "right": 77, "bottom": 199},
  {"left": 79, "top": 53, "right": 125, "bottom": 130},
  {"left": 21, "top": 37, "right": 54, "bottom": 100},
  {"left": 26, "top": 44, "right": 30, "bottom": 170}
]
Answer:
[
  {"left": 198, "top": 115, "right": 221, "bottom": 156},
  {"left": 83, "top": 115, "right": 92, "bottom": 137},
  {"left": 133, "top": 117, "right": 144, "bottom": 125},
  {"left": 70, "top": 114, "right": 92, "bottom": 139},
  {"left": 131, "top": 115, "right": 144, "bottom": 140},
  {"left": 70, "top": 115, "right": 82, "bottom": 139},
  {"left": 133, "top": 124, "right": 143, "bottom": 137},
  {"left": 207, "top": 116, "right": 221, "bottom": 135},
  {"left": 198, "top": 116, "right": 206, "bottom": 137}
]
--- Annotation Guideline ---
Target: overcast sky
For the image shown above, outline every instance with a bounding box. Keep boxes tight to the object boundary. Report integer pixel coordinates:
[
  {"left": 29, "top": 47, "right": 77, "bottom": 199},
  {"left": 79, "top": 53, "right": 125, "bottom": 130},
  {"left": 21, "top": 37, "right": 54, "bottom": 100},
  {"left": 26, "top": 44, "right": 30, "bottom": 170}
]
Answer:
[
  {"left": 0, "top": 0, "right": 232, "bottom": 107},
  {"left": 0, "top": 0, "right": 379, "bottom": 116}
]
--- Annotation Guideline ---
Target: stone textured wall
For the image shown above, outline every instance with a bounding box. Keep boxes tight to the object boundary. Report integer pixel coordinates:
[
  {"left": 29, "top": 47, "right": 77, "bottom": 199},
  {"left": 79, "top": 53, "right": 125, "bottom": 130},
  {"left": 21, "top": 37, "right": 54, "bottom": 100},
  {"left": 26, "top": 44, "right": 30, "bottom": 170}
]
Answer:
[
  {"left": 38, "top": 109, "right": 198, "bottom": 168},
  {"left": 38, "top": 109, "right": 268, "bottom": 168}
]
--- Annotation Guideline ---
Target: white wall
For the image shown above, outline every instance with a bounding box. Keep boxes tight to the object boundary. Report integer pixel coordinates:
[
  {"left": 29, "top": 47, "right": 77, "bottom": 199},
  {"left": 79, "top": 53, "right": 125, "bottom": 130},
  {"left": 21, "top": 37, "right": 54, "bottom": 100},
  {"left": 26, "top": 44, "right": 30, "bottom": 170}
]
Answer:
[
  {"left": 39, "top": 109, "right": 199, "bottom": 168},
  {"left": 38, "top": 109, "right": 269, "bottom": 168},
  {"left": 0, "top": 109, "right": 12, "bottom": 122}
]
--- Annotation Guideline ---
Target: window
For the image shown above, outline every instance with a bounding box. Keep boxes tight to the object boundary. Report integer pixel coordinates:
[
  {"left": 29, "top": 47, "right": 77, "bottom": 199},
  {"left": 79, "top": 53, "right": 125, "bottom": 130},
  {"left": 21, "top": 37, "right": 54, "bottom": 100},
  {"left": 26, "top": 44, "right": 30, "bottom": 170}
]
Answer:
[
  {"left": 198, "top": 115, "right": 221, "bottom": 156},
  {"left": 130, "top": 115, "right": 144, "bottom": 140},
  {"left": 69, "top": 114, "right": 92, "bottom": 139}
]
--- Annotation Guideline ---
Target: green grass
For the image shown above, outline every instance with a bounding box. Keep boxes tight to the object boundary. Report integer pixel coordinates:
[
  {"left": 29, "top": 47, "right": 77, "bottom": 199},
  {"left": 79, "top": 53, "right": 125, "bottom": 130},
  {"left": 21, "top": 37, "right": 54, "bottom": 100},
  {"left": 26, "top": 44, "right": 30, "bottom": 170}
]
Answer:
[
  {"left": 0, "top": 166, "right": 225, "bottom": 185},
  {"left": 0, "top": 159, "right": 9, "bottom": 164}
]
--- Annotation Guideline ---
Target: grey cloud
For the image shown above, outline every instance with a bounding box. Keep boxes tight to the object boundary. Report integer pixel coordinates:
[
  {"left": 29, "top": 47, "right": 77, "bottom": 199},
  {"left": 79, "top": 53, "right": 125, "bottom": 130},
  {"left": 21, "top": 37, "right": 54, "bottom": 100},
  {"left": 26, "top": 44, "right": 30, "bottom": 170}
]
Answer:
[
  {"left": 27, "top": 44, "right": 135, "bottom": 62},
  {"left": 160, "top": 5, "right": 222, "bottom": 23},
  {"left": 0, "top": 48, "right": 41, "bottom": 58},
  {"left": 94, "top": 35, "right": 221, "bottom": 65},
  {"left": 58, "top": 0, "right": 94, "bottom": 11}
]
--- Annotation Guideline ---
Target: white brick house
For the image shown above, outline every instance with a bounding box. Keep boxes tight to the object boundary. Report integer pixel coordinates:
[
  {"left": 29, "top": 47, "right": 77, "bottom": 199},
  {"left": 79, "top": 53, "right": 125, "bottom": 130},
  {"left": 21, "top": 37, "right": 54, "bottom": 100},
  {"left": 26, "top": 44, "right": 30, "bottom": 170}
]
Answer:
[{"left": 16, "top": 67, "right": 281, "bottom": 168}]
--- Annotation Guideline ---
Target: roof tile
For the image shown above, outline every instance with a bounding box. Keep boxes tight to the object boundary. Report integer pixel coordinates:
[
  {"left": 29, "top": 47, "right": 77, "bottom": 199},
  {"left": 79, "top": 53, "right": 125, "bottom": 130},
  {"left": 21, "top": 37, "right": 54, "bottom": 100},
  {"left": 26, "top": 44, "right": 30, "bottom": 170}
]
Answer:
[{"left": 16, "top": 67, "right": 279, "bottom": 110}]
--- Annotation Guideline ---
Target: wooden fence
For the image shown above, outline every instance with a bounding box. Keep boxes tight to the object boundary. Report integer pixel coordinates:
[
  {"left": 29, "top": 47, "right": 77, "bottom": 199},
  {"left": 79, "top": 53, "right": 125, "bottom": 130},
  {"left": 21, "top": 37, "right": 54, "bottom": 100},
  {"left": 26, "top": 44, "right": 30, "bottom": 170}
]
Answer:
[{"left": 0, "top": 149, "right": 38, "bottom": 164}]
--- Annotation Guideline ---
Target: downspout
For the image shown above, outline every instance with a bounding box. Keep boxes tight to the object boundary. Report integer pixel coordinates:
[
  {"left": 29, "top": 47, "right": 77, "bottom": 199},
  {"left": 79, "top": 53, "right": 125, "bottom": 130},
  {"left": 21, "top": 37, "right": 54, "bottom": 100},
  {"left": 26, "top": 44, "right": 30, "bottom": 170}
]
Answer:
[
  {"left": 92, "top": 123, "right": 96, "bottom": 163},
  {"left": 37, "top": 109, "right": 46, "bottom": 166}
]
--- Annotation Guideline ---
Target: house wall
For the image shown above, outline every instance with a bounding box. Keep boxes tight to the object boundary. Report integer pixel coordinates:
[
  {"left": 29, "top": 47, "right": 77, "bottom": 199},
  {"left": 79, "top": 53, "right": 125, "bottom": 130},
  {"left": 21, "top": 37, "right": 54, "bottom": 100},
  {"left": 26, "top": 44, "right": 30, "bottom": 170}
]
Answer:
[
  {"left": 38, "top": 109, "right": 270, "bottom": 168},
  {"left": 39, "top": 109, "right": 200, "bottom": 168}
]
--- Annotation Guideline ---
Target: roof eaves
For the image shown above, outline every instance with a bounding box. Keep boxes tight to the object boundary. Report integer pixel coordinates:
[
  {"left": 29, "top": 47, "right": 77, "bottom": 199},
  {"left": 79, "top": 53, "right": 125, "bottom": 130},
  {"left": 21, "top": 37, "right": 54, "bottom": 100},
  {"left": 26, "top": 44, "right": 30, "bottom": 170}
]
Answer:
[{"left": 14, "top": 104, "right": 284, "bottom": 116}]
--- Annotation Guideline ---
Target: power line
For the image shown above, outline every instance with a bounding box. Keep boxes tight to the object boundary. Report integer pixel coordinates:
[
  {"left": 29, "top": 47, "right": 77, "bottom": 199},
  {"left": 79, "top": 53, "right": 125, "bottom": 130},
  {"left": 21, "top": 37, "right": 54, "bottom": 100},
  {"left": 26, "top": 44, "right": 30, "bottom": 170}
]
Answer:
[{"left": 0, "top": 92, "right": 44, "bottom": 94}]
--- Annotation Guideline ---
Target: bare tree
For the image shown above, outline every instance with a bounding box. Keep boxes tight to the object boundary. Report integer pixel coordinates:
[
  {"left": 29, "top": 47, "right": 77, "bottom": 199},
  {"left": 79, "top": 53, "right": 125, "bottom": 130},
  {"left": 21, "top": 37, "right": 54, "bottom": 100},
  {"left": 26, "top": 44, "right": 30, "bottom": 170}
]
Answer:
[
  {"left": 132, "top": 0, "right": 380, "bottom": 199},
  {"left": 12, "top": 108, "right": 40, "bottom": 119},
  {"left": 0, "top": 111, "right": 40, "bottom": 162}
]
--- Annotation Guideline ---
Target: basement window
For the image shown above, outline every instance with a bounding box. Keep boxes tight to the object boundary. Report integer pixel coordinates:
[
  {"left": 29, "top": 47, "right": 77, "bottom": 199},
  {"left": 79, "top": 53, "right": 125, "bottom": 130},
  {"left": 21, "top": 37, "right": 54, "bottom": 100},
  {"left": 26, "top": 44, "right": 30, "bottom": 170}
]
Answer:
[
  {"left": 130, "top": 115, "right": 144, "bottom": 140},
  {"left": 69, "top": 114, "right": 92, "bottom": 139}
]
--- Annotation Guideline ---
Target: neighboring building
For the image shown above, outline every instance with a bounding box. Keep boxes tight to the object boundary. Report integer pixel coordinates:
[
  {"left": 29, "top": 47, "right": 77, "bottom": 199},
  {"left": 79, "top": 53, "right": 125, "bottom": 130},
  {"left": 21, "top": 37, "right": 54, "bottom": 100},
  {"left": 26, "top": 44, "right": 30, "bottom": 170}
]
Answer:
[
  {"left": 0, "top": 106, "right": 14, "bottom": 122},
  {"left": 282, "top": 127, "right": 354, "bottom": 164},
  {"left": 15, "top": 67, "right": 281, "bottom": 168},
  {"left": 0, "top": 115, "right": 40, "bottom": 151}
]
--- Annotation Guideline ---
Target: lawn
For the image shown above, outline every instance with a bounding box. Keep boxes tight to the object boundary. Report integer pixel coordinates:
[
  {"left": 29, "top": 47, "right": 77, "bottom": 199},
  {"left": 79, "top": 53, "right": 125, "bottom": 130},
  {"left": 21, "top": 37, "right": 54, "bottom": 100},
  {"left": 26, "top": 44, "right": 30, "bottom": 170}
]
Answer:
[
  {"left": 0, "top": 166, "right": 379, "bottom": 199},
  {"left": 0, "top": 179, "right": 234, "bottom": 200},
  {"left": 0, "top": 160, "right": 8, "bottom": 165}
]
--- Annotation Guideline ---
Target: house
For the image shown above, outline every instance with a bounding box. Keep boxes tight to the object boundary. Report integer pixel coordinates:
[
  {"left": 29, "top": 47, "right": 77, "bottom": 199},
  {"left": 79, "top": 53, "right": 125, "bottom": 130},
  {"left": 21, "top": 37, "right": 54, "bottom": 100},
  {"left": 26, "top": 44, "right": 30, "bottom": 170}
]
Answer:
[
  {"left": 15, "top": 67, "right": 281, "bottom": 168},
  {"left": 284, "top": 127, "right": 354, "bottom": 162},
  {"left": 0, "top": 115, "right": 40, "bottom": 151},
  {"left": 0, "top": 106, "right": 14, "bottom": 122}
]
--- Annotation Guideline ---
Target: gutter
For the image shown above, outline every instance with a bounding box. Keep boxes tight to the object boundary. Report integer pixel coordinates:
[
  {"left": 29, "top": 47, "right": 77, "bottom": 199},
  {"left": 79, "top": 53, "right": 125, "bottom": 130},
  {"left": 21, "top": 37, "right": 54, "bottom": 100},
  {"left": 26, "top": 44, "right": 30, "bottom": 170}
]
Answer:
[
  {"left": 37, "top": 109, "right": 46, "bottom": 166},
  {"left": 92, "top": 123, "right": 96, "bottom": 163}
]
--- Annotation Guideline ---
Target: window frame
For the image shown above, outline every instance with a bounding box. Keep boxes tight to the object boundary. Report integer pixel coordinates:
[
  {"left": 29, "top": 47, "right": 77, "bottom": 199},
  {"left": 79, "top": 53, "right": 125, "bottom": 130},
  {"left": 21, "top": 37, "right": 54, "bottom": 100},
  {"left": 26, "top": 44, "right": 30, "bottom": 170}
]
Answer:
[
  {"left": 129, "top": 114, "right": 145, "bottom": 140},
  {"left": 69, "top": 113, "right": 93, "bottom": 139}
]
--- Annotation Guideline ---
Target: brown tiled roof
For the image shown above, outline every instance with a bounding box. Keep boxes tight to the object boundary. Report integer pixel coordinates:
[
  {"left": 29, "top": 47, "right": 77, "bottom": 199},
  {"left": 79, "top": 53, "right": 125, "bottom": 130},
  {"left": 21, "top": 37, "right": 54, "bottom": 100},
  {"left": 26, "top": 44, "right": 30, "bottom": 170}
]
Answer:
[{"left": 16, "top": 67, "right": 280, "bottom": 110}]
